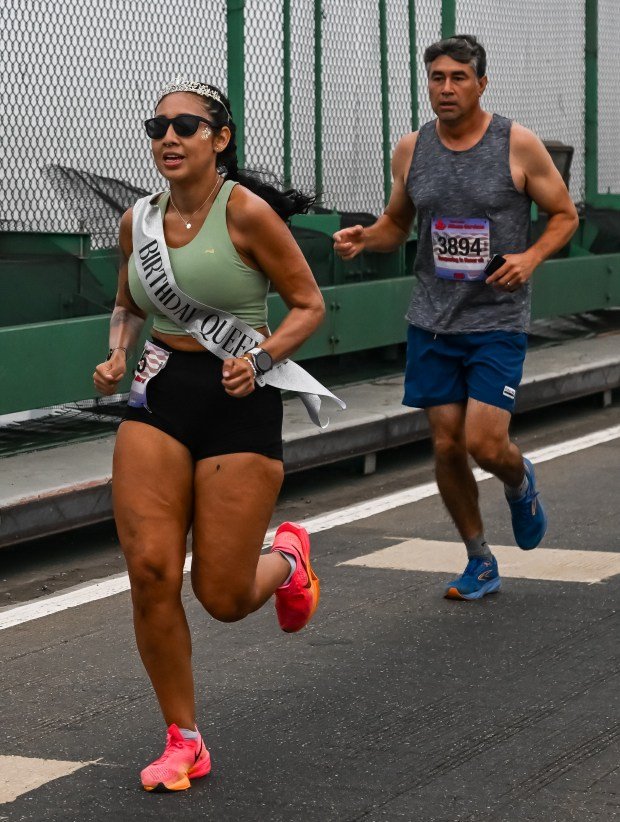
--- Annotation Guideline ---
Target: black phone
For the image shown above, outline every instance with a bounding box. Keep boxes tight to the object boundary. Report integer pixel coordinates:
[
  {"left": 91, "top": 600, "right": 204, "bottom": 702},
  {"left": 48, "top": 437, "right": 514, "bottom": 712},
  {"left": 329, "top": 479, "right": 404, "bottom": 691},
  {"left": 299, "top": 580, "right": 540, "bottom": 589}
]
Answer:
[{"left": 483, "top": 254, "right": 506, "bottom": 276}]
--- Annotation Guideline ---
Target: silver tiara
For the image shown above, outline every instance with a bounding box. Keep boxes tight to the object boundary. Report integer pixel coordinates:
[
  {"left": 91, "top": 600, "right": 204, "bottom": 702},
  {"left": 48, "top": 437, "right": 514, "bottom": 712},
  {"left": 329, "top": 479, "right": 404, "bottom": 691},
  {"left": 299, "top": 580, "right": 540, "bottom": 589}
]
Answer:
[{"left": 157, "top": 78, "right": 231, "bottom": 120}]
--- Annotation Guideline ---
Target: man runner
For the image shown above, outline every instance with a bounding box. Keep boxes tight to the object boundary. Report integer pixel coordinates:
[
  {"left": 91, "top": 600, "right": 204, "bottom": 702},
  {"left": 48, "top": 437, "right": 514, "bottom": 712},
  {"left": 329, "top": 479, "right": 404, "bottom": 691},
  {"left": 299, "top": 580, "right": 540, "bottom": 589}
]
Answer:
[{"left": 334, "top": 35, "right": 579, "bottom": 600}]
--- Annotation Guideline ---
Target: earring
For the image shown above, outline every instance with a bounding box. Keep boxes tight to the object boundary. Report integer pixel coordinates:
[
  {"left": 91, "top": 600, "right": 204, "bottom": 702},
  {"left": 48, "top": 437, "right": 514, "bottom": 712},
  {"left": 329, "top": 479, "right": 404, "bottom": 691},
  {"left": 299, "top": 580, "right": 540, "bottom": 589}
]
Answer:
[{"left": 201, "top": 127, "right": 212, "bottom": 140}]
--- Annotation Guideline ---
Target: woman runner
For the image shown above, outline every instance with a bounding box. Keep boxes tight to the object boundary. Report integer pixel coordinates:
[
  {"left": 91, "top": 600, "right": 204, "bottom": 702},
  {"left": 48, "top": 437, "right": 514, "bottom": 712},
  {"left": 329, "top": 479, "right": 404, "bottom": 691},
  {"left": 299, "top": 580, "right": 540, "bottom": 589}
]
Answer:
[{"left": 93, "top": 79, "right": 324, "bottom": 792}]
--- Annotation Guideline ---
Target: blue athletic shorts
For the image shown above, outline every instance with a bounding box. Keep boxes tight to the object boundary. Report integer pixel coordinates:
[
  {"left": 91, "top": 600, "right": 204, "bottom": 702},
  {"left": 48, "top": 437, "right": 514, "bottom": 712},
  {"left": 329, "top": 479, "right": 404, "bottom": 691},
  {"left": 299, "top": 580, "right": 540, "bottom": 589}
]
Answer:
[{"left": 403, "top": 325, "right": 528, "bottom": 413}]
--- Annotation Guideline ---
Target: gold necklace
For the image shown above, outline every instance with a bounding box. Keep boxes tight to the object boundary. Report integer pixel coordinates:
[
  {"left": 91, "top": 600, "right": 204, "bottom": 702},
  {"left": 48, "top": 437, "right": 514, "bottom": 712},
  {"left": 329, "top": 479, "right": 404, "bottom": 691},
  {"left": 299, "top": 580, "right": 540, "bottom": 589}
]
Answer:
[{"left": 169, "top": 177, "right": 221, "bottom": 229}]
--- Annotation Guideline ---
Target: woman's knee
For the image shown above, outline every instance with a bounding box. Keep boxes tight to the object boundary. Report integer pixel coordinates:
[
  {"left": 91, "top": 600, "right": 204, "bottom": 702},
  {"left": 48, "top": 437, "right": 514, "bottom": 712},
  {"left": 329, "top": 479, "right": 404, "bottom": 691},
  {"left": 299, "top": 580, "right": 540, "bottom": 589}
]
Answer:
[
  {"left": 192, "top": 579, "right": 254, "bottom": 623},
  {"left": 123, "top": 541, "right": 184, "bottom": 606}
]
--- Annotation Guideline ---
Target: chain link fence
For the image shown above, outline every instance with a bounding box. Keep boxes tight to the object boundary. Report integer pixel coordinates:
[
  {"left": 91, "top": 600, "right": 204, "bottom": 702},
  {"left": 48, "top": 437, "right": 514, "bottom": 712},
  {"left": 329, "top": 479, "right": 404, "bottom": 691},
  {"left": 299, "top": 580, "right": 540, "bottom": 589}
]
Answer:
[
  {"left": 321, "top": 0, "right": 384, "bottom": 214},
  {"left": 2, "top": 1, "right": 619, "bottom": 249},
  {"left": 415, "top": 1, "right": 443, "bottom": 127},
  {"left": 244, "top": 1, "right": 285, "bottom": 182},
  {"left": 457, "top": 0, "right": 586, "bottom": 202},
  {"left": 1, "top": 0, "right": 227, "bottom": 246},
  {"left": 598, "top": 0, "right": 620, "bottom": 195},
  {"left": 289, "top": 1, "right": 317, "bottom": 195}
]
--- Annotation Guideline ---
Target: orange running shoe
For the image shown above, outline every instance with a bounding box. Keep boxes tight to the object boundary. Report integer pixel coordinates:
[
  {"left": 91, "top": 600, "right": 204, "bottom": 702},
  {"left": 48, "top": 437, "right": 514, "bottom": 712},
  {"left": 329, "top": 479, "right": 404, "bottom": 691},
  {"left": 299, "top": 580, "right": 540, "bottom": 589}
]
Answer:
[
  {"left": 271, "top": 522, "right": 320, "bottom": 633},
  {"left": 141, "top": 724, "right": 211, "bottom": 792}
]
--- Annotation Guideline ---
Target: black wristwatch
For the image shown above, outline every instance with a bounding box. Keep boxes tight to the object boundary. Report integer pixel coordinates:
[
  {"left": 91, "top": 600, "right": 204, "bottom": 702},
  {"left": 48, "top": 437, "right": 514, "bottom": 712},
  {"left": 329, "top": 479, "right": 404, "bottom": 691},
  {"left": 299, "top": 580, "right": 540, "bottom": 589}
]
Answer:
[{"left": 247, "top": 347, "right": 274, "bottom": 374}]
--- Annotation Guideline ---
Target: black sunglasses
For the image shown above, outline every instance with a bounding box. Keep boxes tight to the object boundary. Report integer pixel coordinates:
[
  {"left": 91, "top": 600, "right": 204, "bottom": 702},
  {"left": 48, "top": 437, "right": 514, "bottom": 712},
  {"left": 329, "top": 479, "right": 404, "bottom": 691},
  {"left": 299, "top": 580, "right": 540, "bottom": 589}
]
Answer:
[{"left": 144, "top": 114, "right": 218, "bottom": 140}]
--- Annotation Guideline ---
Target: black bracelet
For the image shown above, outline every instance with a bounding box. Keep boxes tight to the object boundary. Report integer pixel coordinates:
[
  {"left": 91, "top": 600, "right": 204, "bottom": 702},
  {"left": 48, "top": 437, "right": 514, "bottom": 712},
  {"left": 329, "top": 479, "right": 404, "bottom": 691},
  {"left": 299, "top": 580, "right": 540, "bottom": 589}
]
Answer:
[{"left": 107, "top": 346, "right": 128, "bottom": 360}]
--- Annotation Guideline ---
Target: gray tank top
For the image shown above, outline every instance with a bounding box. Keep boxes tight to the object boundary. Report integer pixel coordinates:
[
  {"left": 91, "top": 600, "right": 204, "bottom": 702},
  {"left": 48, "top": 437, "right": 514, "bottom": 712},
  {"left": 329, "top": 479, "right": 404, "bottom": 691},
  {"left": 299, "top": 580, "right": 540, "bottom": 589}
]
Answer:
[{"left": 405, "top": 114, "right": 532, "bottom": 334}]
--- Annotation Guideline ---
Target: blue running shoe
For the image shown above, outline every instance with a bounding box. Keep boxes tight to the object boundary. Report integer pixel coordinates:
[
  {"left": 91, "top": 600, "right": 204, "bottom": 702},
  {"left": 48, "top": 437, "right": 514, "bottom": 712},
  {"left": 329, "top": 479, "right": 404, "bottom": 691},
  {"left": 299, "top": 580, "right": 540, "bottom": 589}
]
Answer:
[
  {"left": 506, "top": 457, "right": 547, "bottom": 550},
  {"left": 444, "top": 555, "right": 501, "bottom": 600}
]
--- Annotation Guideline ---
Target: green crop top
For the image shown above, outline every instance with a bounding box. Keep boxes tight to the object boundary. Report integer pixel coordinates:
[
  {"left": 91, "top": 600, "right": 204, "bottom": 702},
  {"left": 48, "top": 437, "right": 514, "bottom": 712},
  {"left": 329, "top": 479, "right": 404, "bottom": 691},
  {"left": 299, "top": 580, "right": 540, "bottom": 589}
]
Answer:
[{"left": 128, "top": 180, "right": 269, "bottom": 334}]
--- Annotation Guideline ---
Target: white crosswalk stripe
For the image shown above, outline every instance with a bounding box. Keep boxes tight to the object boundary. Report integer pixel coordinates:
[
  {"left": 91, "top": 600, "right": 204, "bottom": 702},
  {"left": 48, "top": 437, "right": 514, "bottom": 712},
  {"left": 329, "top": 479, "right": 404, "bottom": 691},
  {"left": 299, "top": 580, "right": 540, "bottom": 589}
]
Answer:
[
  {"left": 0, "top": 756, "right": 90, "bottom": 804},
  {"left": 340, "top": 539, "right": 620, "bottom": 584}
]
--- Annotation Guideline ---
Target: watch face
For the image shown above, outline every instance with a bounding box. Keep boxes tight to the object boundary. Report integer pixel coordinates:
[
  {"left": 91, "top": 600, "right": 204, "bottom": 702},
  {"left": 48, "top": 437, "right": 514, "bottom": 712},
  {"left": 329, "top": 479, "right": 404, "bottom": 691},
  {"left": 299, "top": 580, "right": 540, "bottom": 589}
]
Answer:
[{"left": 255, "top": 349, "right": 273, "bottom": 373}]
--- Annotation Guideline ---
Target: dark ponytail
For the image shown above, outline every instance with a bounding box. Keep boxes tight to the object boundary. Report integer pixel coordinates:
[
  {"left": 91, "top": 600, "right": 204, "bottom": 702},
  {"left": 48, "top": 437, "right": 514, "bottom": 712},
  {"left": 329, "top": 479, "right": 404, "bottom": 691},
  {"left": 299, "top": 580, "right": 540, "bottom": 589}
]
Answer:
[{"left": 200, "top": 84, "right": 315, "bottom": 221}]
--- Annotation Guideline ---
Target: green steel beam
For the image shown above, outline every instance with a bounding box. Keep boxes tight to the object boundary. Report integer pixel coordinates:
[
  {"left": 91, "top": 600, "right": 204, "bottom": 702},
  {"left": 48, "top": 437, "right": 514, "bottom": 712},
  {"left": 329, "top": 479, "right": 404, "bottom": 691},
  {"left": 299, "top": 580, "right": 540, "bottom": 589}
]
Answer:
[
  {"left": 289, "top": 212, "right": 341, "bottom": 236},
  {"left": 408, "top": 0, "right": 419, "bottom": 131},
  {"left": 81, "top": 249, "right": 119, "bottom": 303},
  {"left": 329, "top": 278, "right": 413, "bottom": 353},
  {"left": 283, "top": 0, "right": 292, "bottom": 188},
  {"left": 576, "top": 218, "right": 600, "bottom": 252},
  {"left": 267, "top": 289, "right": 335, "bottom": 358},
  {"left": 227, "top": 0, "right": 245, "bottom": 166},
  {"left": 585, "top": 0, "right": 598, "bottom": 205},
  {"left": 0, "top": 231, "right": 88, "bottom": 258},
  {"left": 588, "top": 194, "right": 620, "bottom": 210},
  {"left": 378, "top": 0, "right": 391, "bottom": 205},
  {"left": 314, "top": 0, "right": 323, "bottom": 195},
  {"left": 441, "top": 0, "right": 457, "bottom": 39},
  {"left": 610, "top": 261, "right": 620, "bottom": 304},
  {"left": 531, "top": 253, "right": 620, "bottom": 319},
  {"left": 0, "top": 317, "right": 151, "bottom": 416}
]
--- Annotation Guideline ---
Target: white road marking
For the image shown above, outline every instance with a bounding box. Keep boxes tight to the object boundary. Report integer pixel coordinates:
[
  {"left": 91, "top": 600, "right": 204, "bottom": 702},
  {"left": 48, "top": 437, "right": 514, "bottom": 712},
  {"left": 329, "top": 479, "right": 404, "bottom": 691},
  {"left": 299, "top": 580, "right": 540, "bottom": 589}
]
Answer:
[
  {"left": 0, "top": 756, "right": 89, "bottom": 804},
  {"left": 0, "top": 423, "right": 619, "bottom": 632},
  {"left": 0, "top": 573, "right": 132, "bottom": 632},
  {"left": 290, "top": 422, "right": 620, "bottom": 537},
  {"left": 340, "top": 539, "right": 620, "bottom": 583}
]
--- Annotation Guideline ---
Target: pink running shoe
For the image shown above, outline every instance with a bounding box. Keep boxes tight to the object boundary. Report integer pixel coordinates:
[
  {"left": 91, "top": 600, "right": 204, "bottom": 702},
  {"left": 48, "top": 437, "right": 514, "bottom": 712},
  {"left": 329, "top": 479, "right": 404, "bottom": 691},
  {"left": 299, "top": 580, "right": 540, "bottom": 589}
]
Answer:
[
  {"left": 141, "top": 724, "right": 211, "bottom": 792},
  {"left": 271, "top": 522, "right": 320, "bottom": 633}
]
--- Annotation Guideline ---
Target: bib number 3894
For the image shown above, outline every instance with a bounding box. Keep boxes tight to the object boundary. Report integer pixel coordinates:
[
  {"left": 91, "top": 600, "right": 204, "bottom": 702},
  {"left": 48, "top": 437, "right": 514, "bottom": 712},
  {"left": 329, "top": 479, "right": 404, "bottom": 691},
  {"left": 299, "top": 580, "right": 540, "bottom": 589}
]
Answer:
[{"left": 431, "top": 216, "right": 491, "bottom": 282}]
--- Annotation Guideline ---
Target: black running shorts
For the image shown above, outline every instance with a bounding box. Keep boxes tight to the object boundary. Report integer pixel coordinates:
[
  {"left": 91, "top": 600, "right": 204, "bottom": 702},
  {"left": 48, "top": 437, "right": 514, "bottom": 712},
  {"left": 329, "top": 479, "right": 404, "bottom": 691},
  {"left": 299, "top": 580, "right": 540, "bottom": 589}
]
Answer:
[{"left": 122, "top": 340, "right": 283, "bottom": 462}]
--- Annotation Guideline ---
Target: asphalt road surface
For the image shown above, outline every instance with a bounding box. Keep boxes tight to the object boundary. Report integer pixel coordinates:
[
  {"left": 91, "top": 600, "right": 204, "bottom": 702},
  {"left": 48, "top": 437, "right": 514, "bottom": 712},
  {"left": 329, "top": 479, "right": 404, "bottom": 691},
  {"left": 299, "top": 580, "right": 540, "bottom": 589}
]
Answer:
[{"left": 0, "top": 397, "right": 619, "bottom": 821}]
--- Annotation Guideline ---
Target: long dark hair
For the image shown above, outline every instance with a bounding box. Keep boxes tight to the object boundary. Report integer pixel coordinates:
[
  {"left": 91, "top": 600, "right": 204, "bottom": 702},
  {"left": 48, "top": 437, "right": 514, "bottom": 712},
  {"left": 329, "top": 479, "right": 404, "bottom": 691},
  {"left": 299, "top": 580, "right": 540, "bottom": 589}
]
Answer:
[{"left": 196, "top": 84, "right": 315, "bottom": 221}]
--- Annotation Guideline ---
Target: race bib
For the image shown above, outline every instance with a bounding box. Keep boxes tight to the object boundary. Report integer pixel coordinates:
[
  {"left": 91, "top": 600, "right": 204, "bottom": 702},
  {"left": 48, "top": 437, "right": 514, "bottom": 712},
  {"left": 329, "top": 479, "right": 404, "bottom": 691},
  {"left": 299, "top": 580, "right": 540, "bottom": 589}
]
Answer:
[
  {"left": 431, "top": 216, "right": 491, "bottom": 282},
  {"left": 127, "top": 340, "right": 170, "bottom": 410}
]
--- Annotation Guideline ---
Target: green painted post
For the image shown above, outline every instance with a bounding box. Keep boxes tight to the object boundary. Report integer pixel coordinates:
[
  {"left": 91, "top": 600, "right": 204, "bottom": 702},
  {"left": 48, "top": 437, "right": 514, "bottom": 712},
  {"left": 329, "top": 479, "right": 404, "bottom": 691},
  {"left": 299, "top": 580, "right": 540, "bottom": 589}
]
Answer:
[
  {"left": 408, "top": 0, "right": 419, "bottom": 131},
  {"left": 379, "top": 0, "right": 391, "bottom": 205},
  {"left": 441, "top": 0, "right": 457, "bottom": 39},
  {"left": 227, "top": 0, "right": 245, "bottom": 166},
  {"left": 314, "top": 0, "right": 323, "bottom": 195},
  {"left": 283, "top": 0, "right": 292, "bottom": 188},
  {"left": 585, "top": 0, "right": 598, "bottom": 205}
]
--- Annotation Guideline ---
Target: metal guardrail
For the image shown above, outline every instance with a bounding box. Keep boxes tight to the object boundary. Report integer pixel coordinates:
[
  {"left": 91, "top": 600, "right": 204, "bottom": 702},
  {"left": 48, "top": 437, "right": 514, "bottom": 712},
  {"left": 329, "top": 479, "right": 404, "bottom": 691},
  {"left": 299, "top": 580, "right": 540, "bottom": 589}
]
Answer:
[
  {"left": 1, "top": 255, "right": 620, "bottom": 417},
  {"left": 2, "top": 208, "right": 620, "bottom": 416}
]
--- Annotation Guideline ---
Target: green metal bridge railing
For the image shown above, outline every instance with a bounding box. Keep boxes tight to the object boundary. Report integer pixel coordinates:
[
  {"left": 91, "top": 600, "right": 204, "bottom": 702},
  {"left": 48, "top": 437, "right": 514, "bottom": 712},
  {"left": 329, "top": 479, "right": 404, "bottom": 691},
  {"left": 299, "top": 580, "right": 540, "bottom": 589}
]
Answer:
[
  {"left": 2, "top": 0, "right": 620, "bottom": 418},
  {"left": 2, "top": 221, "right": 620, "bottom": 417}
]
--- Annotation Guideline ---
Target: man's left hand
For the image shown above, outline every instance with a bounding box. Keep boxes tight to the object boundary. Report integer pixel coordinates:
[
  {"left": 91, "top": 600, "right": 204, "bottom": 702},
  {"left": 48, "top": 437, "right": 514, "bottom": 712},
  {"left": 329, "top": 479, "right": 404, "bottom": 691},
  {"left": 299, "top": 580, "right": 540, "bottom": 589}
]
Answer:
[{"left": 485, "top": 251, "right": 539, "bottom": 292}]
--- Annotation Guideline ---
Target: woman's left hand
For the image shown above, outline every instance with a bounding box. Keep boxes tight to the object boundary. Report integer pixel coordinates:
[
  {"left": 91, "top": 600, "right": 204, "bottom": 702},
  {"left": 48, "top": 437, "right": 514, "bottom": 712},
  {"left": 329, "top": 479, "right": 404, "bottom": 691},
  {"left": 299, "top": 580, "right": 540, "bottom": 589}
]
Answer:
[{"left": 222, "top": 356, "right": 256, "bottom": 397}]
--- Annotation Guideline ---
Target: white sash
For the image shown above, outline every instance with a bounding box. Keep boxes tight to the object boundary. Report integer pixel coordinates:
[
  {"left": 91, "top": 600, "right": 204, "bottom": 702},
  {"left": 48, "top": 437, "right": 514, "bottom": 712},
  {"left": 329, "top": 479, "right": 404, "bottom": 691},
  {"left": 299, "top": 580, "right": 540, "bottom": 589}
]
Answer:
[{"left": 132, "top": 194, "right": 346, "bottom": 427}]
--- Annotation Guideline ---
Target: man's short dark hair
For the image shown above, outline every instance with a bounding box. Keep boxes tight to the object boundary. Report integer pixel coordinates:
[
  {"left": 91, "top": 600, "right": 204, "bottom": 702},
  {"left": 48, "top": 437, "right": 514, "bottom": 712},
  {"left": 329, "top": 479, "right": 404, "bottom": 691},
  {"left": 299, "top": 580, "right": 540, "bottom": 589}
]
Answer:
[{"left": 424, "top": 34, "right": 487, "bottom": 79}]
